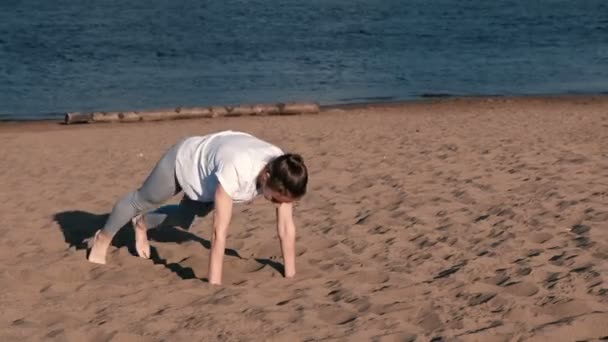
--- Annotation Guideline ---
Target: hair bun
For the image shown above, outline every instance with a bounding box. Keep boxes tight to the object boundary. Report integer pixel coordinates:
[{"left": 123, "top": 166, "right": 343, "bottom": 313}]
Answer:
[{"left": 287, "top": 153, "right": 304, "bottom": 165}]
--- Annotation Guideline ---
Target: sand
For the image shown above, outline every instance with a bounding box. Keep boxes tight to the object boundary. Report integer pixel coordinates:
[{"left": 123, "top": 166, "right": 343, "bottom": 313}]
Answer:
[{"left": 1, "top": 95, "right": 607, "bottom": 341}]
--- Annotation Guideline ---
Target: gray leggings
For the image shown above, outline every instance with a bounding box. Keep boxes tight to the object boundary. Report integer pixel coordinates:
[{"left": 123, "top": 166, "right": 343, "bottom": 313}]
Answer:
[{"left": 101, "top": 139, "right": 213, "bottom": 237}]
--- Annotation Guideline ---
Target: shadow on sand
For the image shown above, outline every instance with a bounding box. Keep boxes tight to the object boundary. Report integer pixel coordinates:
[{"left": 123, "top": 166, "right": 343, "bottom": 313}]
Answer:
[{"left": 52, "top": 210, "right": 287, "bottom": 280}]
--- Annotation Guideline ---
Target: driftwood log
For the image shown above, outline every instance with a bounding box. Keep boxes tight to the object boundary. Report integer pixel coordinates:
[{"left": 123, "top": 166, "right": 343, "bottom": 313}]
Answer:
[{"left": 64, "top": 102, "right": 320, "bottom": 124}]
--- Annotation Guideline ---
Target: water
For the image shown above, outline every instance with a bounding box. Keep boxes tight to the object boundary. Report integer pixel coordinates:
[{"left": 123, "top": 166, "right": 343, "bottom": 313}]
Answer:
[{"left": 1, "top": 0, "right": 607, "bottom": 120}]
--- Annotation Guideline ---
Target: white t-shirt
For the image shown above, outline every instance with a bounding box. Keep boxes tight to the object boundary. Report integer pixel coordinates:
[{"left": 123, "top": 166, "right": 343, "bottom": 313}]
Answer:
[{"left": 175, "top": 130, "right": 283, "bottom": 203}]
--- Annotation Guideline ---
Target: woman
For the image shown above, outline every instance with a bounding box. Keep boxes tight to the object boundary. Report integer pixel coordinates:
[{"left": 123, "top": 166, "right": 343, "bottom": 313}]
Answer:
[{"left": 87, "top": 130, "right": 308, "bottom": 285}]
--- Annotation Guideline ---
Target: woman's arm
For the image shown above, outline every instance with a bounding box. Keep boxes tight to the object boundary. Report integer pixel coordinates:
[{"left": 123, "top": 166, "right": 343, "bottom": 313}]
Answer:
[
  {"left": 276, "top": 202, "right": 296, "bottom": 278},
  {"left": 208, "top": 184, "right": 233, "bottom": 285}
]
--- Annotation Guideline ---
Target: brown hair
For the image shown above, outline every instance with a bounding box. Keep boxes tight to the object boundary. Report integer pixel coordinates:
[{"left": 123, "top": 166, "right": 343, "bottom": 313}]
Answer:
[{"left": 266, "top": 153, "right": 308, "bottom": 199}]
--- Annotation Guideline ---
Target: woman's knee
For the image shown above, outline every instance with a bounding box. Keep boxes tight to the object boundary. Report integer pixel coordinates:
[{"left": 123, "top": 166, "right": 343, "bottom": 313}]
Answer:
[{"left": 130, "top": 190, "right": 165, "bottom": 212}]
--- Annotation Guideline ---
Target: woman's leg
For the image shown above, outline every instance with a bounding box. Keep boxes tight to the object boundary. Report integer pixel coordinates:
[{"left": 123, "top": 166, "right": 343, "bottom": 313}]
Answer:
[
  {"left": 88, "top": 140, "right": 184, "bottom": 264},
  {"left": 138, "top": 196, "right": 214, "bottom": 231},
  {"left": 131, "top": 196, "right": 213, "bottom": 257}
]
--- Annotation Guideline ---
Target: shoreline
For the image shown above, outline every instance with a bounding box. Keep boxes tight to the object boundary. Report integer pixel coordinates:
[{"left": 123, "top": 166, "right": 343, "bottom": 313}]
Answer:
[{"left": 2, "top": 93, "right": 608, "bottom": 132}]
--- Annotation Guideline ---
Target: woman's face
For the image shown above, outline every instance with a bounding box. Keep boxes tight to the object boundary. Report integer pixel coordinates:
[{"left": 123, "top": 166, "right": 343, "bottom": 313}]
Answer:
[{"left": 262, "top": 183, "right": 294, "bottom": 204}]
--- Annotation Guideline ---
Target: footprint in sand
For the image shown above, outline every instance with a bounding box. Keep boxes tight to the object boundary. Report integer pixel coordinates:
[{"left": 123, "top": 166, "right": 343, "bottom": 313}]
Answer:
[
  {"left": 532, "top": 312, "right": 608, "bottom": 340},
  {"left": 529, "top": 232, "right": 554, "bottom": 244},
  {"left": 416, "top": 310, "right": 443, "bottom": 333},
  {"left": 374, "top": 332, "right": 417, "bottom": 342},
  {"left": 504, "top": 282, "right": 539, "bottom": 297},
  {"left": 371, "top": 301, "right": 413, "bottom": 315},
  {"left": 317, "top": 306, "right": 357, "bottom": 325},
  {"left": 468, "top": 292, "right": 497, "bottom": 306},
  {"left": 593, "top": 246, "right": 608, "bottom": 261},
  {"left": 570, "top": 224, "right": 591, "bottom": 235},
  {"left": 178, "top": 255, "right": 207, "bottom": 277},
  {"left": 540, "top": 299, "right": 590, "bottom": 318},
  {"left": 452, "top": 189, "right": 476, "bottom": 205},
  {"left": 265, "top": 310, "right": 302, "bottom": 325},
  {"left": 352, "top": 297, "right": 372, "bottom": 313},
  {"left": 543, "top": 271, "right": 569, "bottom": 289},
  {"left": 547, "top": 251, "right": 576, "bottom": 267},
  {"left": 341, "top": 238, "right": 368, "bottom": 254},
  {"left": 229, "top": 240, "right": 245, "bottom": 250},
  {"left": 251, "top": 240, "right": 280, "bottom": 257},
  {"left": 585, "top": 209, "right": 608, "bottom": 222},
  {"left": 295, "top": 246, "right": 307, "bottom": 256},
  {"left": 348, "top": 270, "right": 390, "bottom": 285},
  {"left": 309, "top": 239, "right": 339, "bottom": 251},
  {"left": 238, "top": 258, "right": 266, "bottom": 273},
  {"left": 327, "top": 288, "right": 357, "bottom": 303}
]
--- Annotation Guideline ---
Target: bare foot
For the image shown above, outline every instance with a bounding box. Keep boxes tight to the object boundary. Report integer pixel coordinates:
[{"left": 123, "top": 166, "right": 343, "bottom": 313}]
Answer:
[
  {"left": 132, "top": 215, "right": 150, "bottom": 259},
  {"left": 87, "top": 230, "right": 111, "bottom": 264}
]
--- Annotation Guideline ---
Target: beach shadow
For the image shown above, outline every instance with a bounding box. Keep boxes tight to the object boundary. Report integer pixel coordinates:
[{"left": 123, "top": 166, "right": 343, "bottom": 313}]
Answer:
[
  {"left": 255, "top": 258, "right": 286, "bottom": 277},
  {"left": 146, "top": 226, "right": 242, "bottom": 259},
  {"left": 53, "top": 210, "right": 244, "bottom": 280},
  {"left": 52, "top": 210, "right": 131, "bottom": 250},
  {"left": 148, "top": 246, "right": 197, "bottom": 280}
]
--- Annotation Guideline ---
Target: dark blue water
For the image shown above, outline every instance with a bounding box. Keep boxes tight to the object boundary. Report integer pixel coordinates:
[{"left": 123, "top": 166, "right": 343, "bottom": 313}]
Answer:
[{"left": 1, "top": 0, "right": 607, "bottom": 120}]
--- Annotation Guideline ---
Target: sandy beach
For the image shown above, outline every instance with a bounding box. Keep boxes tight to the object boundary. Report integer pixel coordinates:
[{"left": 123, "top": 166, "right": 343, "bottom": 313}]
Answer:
[{"left": 1, "top": 95, "right": 607, "bottom": 341}]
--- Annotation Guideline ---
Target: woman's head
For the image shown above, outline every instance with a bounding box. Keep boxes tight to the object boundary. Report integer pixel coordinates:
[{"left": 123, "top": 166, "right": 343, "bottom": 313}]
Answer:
[{"left": 260, "top": 153, "right": 308, "bottom": 203}]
